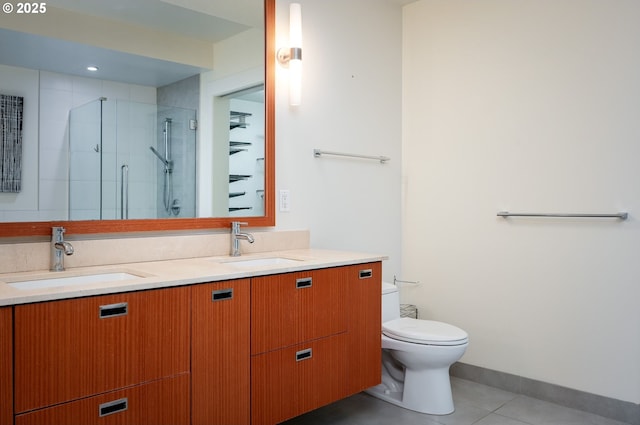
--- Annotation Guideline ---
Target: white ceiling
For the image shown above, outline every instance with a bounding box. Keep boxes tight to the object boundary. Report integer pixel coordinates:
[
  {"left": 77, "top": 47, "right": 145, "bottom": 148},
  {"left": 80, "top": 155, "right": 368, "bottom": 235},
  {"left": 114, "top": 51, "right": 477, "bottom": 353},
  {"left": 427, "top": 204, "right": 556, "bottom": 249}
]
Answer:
[
  {"left": 0, "top": 27, "right": 208, "bottom": 87},
  {"left": 0, "top": 0, "right": 417, "bottom": 88},
  {"left": 0, "top": 0, "right": 261, "bottom": 87},
  {"left": 47, "top": 0, "right": 260, "bottom": 43},
  {"left": 386, "top": 0, "right": 420, "bottom": 5}
]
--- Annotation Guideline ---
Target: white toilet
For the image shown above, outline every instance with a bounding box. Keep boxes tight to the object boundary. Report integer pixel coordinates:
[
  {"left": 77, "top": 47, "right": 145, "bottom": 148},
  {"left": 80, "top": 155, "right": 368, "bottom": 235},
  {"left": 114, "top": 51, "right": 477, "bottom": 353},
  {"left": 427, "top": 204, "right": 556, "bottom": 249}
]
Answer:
[{"left": 366, "top": 282, "right": 469, "bottom": 415}]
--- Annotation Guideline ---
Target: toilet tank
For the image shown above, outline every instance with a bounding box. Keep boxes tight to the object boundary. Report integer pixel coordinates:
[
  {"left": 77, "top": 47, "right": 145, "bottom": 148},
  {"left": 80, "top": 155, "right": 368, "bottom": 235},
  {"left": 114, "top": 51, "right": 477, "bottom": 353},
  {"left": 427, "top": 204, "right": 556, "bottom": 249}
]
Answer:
[{"left": 382, "top": 282, "right": 401, "bottom": 323}]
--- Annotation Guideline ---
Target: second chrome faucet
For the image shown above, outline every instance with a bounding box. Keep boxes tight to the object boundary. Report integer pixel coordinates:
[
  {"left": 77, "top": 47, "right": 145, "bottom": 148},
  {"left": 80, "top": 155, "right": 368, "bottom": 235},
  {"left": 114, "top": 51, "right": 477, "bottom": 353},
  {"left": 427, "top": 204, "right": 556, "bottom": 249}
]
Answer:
[
  {"left": 51, "top": 226, "right": 74, "bottom": 271},
  {"left": 230, "top": 222, "right": 254, "bottom": 256}
]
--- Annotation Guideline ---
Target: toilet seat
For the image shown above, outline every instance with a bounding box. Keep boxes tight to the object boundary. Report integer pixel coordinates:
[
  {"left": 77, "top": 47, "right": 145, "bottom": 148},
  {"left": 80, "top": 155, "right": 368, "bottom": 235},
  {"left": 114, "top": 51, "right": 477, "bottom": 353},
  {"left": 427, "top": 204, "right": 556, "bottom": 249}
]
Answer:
[{"left": 383, "top": 317, "right": 468, "bottom": 346}]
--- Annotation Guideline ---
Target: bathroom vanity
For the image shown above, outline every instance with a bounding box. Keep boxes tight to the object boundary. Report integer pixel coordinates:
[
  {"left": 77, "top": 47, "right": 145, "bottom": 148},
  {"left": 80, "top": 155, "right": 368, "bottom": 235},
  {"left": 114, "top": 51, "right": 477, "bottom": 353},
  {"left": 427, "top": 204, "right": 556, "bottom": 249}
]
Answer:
[{"left": 0, "top": 250, "right": 383, "bottom": 425}]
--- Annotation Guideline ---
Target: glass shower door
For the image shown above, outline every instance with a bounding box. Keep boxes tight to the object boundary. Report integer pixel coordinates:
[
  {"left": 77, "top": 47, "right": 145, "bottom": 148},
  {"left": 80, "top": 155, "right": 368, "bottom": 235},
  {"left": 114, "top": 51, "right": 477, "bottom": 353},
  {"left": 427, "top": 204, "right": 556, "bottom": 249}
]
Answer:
[
  {"left": 69, "top": 98, "right": 103, "bottom": 220},
  {"left": 69, "top": 99, "right": 196, "bottom": 220}
]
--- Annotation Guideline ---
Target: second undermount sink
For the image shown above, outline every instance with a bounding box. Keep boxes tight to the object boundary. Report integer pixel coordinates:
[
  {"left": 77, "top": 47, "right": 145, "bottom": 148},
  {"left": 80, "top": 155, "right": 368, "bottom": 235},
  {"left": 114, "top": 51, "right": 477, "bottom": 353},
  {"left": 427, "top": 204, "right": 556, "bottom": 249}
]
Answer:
[
  {"left": 7, "top": 272, "right": 143, "bottom": 290},
  {"left": 222, "top": 257, "right": 302, "bottom": 268}
]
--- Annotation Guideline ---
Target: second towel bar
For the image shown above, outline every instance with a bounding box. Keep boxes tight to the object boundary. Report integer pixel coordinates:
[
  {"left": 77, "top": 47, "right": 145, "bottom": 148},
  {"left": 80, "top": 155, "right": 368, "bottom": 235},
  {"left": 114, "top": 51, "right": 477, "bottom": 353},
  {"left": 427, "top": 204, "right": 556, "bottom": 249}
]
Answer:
[
  {"left": 497, "top": 211, "right": 628, "bottom": 220},
  {"left": 313, "top": 149, "right": 390, "bottom": 164}
]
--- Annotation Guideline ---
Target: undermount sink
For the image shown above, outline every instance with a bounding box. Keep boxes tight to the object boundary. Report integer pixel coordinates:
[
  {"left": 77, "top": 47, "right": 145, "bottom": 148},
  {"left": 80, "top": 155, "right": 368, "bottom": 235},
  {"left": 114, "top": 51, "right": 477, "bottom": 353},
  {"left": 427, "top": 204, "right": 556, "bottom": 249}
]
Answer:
[
  {"left": 7, "top": 272, "right": 143, "bottom": 290},
  {"left": 222, "top": 257, "right": 302, "bottom": 268}
]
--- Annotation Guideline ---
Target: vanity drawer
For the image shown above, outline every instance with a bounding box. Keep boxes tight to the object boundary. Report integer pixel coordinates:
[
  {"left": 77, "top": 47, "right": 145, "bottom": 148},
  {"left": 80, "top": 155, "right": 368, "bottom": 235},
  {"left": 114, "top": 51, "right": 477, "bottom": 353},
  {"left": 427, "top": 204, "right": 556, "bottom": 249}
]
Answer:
[
  {"left": 14, "top": 286, "right": 190, "bottom": 413},
  {"left": 251, "top": 333, "right": 348, "bottom": 425},
  {"left": 15, "top": 374, "right": 190, "bottom": 425},
  {"left": 251, "top": 268, "right": 348, "bottom": 354}
]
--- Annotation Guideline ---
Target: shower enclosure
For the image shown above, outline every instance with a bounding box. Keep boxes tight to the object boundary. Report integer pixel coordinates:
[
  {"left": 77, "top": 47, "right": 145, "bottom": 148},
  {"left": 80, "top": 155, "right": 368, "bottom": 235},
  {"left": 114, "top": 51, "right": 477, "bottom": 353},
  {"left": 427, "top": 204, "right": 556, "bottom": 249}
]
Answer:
[{"left": 69, "top": 98, "right": 196, "bottom": 220}]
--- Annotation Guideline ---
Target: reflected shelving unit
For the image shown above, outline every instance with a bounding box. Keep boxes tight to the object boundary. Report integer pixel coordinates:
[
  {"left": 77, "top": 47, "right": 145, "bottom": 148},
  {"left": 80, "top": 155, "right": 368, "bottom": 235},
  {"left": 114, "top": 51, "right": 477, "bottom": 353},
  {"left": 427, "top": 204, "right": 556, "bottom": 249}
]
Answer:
[{"left": 228, "top": 110, "right": 262, "bottom": 214}]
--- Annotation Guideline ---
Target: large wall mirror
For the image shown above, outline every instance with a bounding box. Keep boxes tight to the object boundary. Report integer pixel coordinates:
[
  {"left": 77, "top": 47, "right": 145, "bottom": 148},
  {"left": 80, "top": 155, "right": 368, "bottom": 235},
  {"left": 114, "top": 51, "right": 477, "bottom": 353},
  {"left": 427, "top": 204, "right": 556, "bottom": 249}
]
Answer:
[{"left": 0, "top": 0, "right": 275, "bottom": 237}]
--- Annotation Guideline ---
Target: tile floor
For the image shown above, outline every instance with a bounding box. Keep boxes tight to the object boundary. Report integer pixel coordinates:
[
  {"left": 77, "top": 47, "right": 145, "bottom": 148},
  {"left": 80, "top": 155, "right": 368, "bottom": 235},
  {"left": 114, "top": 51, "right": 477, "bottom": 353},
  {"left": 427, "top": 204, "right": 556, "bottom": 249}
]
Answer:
[{"left": 281, "top": 378, "right": 632, "bottom": 425}]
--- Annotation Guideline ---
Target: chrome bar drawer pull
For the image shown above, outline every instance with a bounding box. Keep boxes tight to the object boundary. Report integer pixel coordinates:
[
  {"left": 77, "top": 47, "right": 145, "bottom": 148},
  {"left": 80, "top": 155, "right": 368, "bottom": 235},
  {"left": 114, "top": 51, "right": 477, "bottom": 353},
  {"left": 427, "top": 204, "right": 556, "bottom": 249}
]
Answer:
[
  {"left": 296, "top": 348, "right": 312, "bottom": 362},
  {"left": 296, "top": 277, "right": 312, "bottom": 289},
  {"left": 212, "top": 288, "right": 234, "bottom": 301},
  {"left": 99, "top": 302, "right": 128, "bottom": 319},
  {"left": 99, "top": 398, "right": 128, "bottom": 417},
  {"left": 359, "top": 269, "right": 373, "bottom": 279}
]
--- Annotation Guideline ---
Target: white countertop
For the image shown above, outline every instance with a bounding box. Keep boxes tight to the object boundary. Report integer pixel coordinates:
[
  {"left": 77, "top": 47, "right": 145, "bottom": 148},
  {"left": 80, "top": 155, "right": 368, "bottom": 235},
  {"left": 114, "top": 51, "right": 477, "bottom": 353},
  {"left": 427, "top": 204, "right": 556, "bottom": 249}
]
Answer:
[{"left": 0, "top": 249, "right": 387, "bottom": 306}]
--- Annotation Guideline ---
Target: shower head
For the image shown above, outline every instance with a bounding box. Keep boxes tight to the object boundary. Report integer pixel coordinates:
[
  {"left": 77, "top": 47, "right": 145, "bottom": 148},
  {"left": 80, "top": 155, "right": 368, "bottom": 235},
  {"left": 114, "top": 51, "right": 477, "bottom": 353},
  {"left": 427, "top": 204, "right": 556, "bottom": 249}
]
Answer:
[{"left": 149, "top": 146, "right": 171, "bottom": 170}]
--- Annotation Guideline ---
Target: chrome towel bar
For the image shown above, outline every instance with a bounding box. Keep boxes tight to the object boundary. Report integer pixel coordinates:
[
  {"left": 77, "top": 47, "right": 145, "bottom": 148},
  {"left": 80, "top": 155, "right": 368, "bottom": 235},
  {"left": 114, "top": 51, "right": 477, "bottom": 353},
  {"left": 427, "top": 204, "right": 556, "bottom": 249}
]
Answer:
[
  {"left": 497, "top": 211, "right": 628, "bottom": 220},
  {"left": 313, "top": 149, "right": 390, "bottom": 164}
]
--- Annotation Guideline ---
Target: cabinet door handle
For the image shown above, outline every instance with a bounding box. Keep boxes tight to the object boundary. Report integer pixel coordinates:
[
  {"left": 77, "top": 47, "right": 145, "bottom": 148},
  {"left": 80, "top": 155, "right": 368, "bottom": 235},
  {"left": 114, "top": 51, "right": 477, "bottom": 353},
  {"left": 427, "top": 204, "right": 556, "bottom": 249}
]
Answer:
[
  {"left": 212, "top": 288, "right": 233, "bottom": 301},
  {"left": 359, "top": 269, "right": 373, "bottom": 279},
  {"left": 99, "top": 302, "right": 128, "bottom": 318},
  {"left": 296, "top": 277, "right": 312, "bottom": 289},
  {"left": 99, "top": 398, "right": 128, "bottom": 417},
  {"left": 295, "top": 348, "right": 312, "bottom": 361}
]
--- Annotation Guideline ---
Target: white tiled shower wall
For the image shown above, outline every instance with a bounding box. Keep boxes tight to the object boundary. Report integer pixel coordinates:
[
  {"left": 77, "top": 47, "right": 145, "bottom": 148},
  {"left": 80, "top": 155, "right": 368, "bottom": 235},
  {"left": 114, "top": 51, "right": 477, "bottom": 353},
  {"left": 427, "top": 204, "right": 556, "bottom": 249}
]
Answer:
[
  {"left": 42, "top": 71, "right": 157, "bottom": 221},
  {"left": 0, "top": 64, "right": 156, "bottom": 221},
  {"left": 69, "top": 98, "right": 159, "bottom": 220}
]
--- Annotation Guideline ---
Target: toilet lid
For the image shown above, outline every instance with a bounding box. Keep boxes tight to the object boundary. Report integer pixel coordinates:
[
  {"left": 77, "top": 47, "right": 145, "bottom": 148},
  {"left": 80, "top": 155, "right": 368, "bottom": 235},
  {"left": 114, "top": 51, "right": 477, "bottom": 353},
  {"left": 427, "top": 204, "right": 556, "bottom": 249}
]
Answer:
[{"left": 383, "top": 317, "right": 468, "bottom": 346}]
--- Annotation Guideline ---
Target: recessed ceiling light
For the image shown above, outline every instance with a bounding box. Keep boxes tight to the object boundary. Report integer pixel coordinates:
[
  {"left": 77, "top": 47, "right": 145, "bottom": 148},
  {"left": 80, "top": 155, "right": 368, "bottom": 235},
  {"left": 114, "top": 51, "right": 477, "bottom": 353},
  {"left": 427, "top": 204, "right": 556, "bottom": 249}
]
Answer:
[{"left": 87, "top": 66, "right": 99, "bottom": 72}]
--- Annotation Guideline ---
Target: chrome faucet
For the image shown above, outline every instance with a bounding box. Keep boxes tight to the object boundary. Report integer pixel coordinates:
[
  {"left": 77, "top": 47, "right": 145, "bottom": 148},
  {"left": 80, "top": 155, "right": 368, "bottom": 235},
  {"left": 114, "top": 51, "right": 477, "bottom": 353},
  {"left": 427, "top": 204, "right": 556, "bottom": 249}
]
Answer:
[
  {"left": 51, "top": 226, "right": 74, "bottom": 271},
  {"left": 230, "top": 221, "right": 254, "bottom": 257}
]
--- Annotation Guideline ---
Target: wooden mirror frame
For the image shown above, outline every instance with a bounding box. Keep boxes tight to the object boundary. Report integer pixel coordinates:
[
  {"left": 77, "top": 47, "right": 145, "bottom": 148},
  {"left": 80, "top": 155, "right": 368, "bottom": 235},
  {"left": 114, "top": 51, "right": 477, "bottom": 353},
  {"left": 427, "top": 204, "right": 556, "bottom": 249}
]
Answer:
[{"left": 0, "top": 0, "right": 275, "bottom": 238}]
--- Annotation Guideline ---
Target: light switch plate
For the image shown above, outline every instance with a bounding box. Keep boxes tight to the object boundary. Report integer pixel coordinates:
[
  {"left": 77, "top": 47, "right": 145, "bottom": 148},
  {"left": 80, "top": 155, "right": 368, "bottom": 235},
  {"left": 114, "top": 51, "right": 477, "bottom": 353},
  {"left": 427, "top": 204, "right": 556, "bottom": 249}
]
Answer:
[{"left": 279, "top": 189, "right": 291, "bottom": 212}]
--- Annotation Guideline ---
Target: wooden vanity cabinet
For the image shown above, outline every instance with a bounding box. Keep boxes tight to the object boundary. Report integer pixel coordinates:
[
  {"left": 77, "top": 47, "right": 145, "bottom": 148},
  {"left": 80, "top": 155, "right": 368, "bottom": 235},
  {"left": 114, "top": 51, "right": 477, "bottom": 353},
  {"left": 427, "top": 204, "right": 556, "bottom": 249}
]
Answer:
[
  {"left": 345, "top": 262, "right": 382, "bottom": 394},
  {"left": 0, "top": 307, "right": 12, "bottom": 425},
  {"left": 7, "top": 259, "right": 381, "bottom": 425},
  {"left": 191, "top": 279, "right": 250, "bottom": 425},
  {"left": 251, "top": 263, "right": 381, "bottom": 425},
  {"left": 13, "top": 286, "right": 190, "bottom": 423}
]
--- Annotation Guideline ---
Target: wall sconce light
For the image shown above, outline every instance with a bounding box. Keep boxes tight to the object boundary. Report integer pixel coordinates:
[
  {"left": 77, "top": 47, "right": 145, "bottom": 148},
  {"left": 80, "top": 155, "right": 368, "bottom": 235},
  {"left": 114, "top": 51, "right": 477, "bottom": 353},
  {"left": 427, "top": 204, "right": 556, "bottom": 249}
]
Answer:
[{"left": 277, "top": 3, "right": 302, "bottom": 106}]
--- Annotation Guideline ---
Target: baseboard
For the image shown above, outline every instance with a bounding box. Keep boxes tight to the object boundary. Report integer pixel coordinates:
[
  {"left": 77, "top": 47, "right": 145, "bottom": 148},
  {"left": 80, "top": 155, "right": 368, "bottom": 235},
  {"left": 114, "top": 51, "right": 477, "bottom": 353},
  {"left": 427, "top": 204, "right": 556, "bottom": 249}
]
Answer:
[{"left": 450, "top": 362, "right": 639, "bottom": 425}]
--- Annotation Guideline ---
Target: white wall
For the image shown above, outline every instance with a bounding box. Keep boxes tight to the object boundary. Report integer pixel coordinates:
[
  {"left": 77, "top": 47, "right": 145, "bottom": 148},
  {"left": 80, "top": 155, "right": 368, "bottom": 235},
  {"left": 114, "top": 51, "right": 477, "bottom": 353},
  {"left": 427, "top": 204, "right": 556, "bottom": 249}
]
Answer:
[
  {"left": 0, "top": 65, "right": 39, "bottom": 221},
  {"left": 273, "top": 0, "right": 404, "bottom": 282},
  {"left": 403, "top": 0, "right": 640, "bottom": 403}
]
